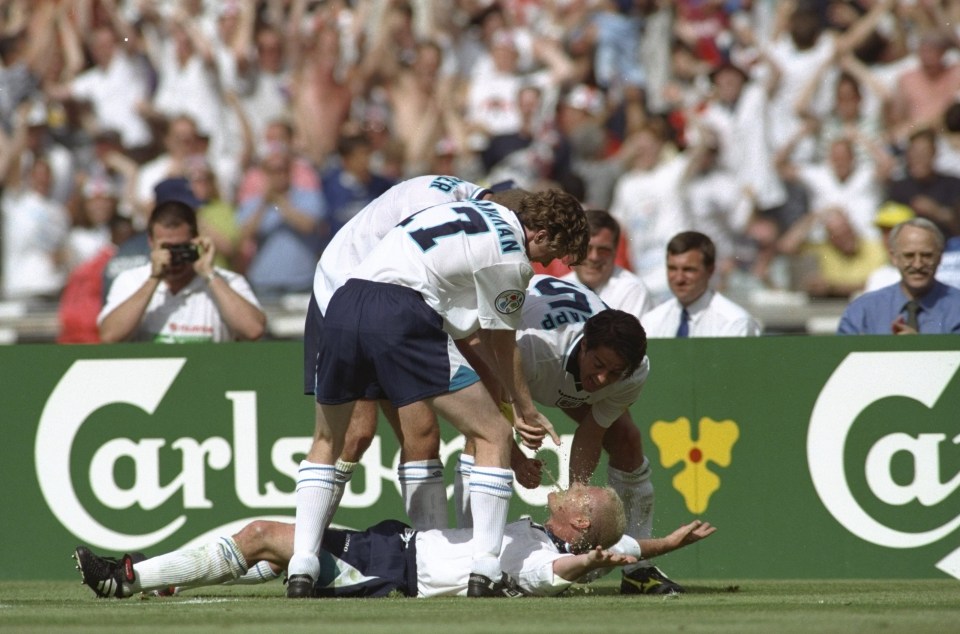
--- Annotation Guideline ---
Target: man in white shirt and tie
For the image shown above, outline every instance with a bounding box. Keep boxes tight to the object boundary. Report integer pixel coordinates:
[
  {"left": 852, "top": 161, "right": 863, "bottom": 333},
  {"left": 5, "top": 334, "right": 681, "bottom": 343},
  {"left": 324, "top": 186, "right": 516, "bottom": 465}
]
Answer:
[{"left": 642, "top": 231, "right": 761, "bottom": 337}]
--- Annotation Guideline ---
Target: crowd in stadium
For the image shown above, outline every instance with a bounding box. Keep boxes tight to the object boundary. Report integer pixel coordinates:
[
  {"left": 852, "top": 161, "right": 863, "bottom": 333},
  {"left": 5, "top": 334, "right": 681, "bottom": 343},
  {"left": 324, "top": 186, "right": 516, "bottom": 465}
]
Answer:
[{"left": 3, "top": 0, "right": 960, "bottom": 339}]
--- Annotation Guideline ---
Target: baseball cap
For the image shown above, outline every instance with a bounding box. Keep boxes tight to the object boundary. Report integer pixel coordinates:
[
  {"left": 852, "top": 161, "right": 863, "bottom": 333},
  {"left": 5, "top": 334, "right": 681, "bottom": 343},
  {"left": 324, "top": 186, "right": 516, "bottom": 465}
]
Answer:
[
  {"left": 154, "top": 177, "right": 201, "bottom": 209},
  {"left": 874, "top": 202, "right": 915, "bottom": 229}
]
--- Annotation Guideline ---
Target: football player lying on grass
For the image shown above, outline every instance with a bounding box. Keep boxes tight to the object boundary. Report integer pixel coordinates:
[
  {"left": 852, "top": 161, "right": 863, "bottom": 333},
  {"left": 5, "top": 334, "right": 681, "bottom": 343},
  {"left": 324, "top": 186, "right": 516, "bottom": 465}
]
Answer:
[{"left": 74, "top": 483, "right": 715, "bottom": 599}]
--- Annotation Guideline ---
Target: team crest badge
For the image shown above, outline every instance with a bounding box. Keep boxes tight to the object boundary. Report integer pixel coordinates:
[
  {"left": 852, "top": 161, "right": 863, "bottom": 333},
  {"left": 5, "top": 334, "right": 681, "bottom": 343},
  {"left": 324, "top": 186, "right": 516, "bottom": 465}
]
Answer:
[{"left": 495, "top": 290, "right": 525, "bottom": 314}]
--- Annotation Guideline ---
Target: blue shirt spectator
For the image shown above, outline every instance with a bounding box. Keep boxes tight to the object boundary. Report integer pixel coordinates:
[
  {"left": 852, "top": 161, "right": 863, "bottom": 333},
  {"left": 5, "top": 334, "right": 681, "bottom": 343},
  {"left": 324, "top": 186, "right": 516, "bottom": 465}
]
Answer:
[
  {"left": 321, "top": 131, "right": 394, "bottom": 237},
  {"left": 837, "top": 280, "right": 960, "bottom": 334},
  {"left": 838, "top": 218, "right": 960, "bottom": 334},
  {"left": 237, "top": 150, "right": 327, "bottom": 298}
]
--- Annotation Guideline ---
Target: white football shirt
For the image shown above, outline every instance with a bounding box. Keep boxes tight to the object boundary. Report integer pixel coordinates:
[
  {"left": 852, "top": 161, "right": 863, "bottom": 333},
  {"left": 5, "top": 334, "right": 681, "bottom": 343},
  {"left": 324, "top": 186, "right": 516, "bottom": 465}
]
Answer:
[
  {"left": 314, "top": 175, "right": 487, "bottom": 312},
  {"left": 415, "top": 519, "right": 570, "bottom": 597},
  {"left": 353, "top": 199, "right": 533, "bottom": 338},
  {"left": 518, "top": 274, "right": 649, "bottom": 428}
]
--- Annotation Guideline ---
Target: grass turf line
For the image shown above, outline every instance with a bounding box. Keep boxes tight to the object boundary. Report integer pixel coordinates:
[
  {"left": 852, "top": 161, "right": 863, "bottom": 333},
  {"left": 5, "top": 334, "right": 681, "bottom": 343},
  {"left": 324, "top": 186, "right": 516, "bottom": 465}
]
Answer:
[{"left": 1, "top": 579, "right": 959, "bottom": 634}]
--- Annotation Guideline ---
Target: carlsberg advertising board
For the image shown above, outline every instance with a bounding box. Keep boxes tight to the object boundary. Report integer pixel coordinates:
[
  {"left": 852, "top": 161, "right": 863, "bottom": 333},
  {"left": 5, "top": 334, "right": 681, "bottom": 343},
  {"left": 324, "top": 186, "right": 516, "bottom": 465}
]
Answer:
[{"left": 3, "top": 338, "right": 958, "bottom": 581}]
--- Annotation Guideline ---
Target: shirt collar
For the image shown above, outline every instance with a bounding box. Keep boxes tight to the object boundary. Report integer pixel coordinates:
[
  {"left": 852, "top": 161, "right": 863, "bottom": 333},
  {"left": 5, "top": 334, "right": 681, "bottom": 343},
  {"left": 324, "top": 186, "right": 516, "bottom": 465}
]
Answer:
[
  {"left": 531, "top": 521, "right": 574, "bottom": 554},
  {"left": 680, "top": 289, "right": 715, "bottom": 319}
]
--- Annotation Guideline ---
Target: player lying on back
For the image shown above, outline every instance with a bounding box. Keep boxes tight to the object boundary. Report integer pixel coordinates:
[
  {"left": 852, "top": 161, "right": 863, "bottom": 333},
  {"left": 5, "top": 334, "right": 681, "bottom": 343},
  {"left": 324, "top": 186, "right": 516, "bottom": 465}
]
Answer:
[{"left": 73, "top": 483, "right": 715, "bottom": 599}]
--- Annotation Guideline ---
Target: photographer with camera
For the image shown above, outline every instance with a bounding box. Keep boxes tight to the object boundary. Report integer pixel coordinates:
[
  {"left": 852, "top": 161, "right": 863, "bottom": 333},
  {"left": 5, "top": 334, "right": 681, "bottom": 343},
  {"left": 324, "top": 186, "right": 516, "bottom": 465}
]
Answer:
[{"left": 98, "top": 200, "right": 266, "bottom": 343}]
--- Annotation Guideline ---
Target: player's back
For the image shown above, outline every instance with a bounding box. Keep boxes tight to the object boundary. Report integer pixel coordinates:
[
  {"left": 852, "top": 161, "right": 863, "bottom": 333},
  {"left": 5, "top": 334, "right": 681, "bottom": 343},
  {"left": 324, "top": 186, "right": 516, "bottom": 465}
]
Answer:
[
  {"left": 354, "top": 199, "right": 532, "bottom": 338},
  {"left": 314, "top": 175, "right": 487, "bottom": 312},
  {"left": 521, "top": 274, "right": 608, "bottom": 337}
]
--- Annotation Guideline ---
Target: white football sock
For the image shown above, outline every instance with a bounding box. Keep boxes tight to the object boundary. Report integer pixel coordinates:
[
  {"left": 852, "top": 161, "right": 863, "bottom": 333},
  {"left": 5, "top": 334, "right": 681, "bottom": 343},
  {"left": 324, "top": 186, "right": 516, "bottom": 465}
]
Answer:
[
  {"left": 289, "top": 460, "right": 335, "bottom": 579},
  {"left": 608, "top": 458, "right": 655, "bottom": 573},
  {"left": 399, "top": 459, "right": 447, "bottom": 529},
  {"left": 468, "top": 466, "right": 512, "bottom": 577},
  {"left": 330, "top": 459, "right": 357, "bottom": 524},
  {"left": 454, "top": 454, "right": 474, "bottom": 529},
  {"left": 224, "top": 560, "right": 280, "bottom": 585},
  {"left": 132, "top": 537, "right": 247, "bottom": 593}
]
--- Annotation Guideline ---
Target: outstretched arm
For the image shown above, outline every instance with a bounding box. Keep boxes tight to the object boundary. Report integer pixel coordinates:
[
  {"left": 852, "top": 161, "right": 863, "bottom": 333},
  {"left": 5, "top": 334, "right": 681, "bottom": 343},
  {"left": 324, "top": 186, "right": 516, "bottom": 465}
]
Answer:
[{"left": 553, "top": 520, "right": 717, "bottom": 582}]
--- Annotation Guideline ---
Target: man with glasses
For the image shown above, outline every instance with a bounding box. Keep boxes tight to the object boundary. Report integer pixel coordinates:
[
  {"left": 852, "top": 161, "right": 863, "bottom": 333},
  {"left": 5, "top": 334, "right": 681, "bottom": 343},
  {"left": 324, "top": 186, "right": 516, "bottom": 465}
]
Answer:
[{"left": 838, "top": 218, "right": 960, "bottom": 334}]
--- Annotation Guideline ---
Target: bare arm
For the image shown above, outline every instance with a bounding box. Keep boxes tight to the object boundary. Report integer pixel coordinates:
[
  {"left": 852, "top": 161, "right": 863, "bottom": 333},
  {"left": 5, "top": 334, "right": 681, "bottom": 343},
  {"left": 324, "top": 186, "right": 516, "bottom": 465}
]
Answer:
[
  {"left": 552, "top": 547, "right": 638, "bottom": 582},
  {"left": 477, "top": 328, "right": 561, "bottom": 447},
  {"left": 193, "top": 237, "right": 266, "bottom": 341},
  {"left": 273, "top": 193, "right": 320, "bottom": 235},
  {"left": 98, "top": 246, "right": 168, "bottom": 343},
  {"left": 553, "top": 520, "right": 717, "bottom": 582},
  {"left": 566, "top": 405, "right": 605, "bottom": 484},
  {"left": 834, "top": 0, "right": 895, "bottom": 59}
]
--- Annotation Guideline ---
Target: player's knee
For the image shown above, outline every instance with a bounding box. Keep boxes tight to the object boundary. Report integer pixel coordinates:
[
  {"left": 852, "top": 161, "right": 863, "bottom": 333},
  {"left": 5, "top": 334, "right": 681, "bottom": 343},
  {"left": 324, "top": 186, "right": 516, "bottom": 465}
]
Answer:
[
  {"left": 342, "top": 433, "right": 374, "bottom": 460},
  {"left": 604, "top": 423, "right": 643, "bottom": 458}
]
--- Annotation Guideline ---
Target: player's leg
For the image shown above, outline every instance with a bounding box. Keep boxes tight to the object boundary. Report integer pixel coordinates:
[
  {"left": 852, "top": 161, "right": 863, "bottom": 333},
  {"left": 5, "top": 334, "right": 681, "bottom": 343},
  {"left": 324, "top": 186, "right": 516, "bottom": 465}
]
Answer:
[
  {"left": 288, "top": 400, "right": 354, "bottom": 597},
  {"left": 427, "top": 382, "right": 513, "bottom": 595},
  {"left": 603, "top": 413, "right": 683, "bottom": 594},
  {"left": 74, "top": 521, "right": 293, "bottom": 599},
  {"left": 385, "top": 400, "right": 446, "bottom": 529},
  {"left": 289, "top": 280, "right": 381, "bottom": 597},
  {"left": 333, "top": 398, "right": 381, "bottom": 518},
  {"left": 455, "top": 438, "right": 477, "bottom": 528}
]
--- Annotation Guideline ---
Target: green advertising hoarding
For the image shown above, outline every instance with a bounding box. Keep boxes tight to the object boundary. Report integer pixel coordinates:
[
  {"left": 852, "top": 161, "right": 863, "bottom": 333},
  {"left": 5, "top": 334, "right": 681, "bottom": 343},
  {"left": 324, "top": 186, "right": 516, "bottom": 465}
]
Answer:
[{"left": 2, "top": 337, "right": 958, "bottom": 582}]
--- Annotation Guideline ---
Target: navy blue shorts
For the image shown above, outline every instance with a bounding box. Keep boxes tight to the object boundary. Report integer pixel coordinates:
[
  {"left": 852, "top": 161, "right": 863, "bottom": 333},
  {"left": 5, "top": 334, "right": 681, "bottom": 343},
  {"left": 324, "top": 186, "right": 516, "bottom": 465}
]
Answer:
[
  {"left": 315, "top": 519, "right": 418, "bottom": 598},
  {"left": 305, "top": 289, "right": 386, "bottom": 400},
  {"left": 315, "top": 279, "right": 478, "bottom": 407}
]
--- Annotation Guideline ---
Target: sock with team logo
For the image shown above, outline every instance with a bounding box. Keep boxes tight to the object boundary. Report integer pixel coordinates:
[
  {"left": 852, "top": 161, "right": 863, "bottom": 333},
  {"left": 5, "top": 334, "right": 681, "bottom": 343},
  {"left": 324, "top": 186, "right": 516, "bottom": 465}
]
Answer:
[
  {"left": 399, "top": 458, "right": 446, "bottom": 529},
  {"left": 289, "top": 460, "right": 336, "bottom": 580}
]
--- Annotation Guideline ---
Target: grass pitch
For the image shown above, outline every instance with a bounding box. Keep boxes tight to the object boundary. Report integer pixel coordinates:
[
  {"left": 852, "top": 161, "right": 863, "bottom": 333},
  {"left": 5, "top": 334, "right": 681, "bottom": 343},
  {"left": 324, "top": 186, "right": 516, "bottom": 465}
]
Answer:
[{"left": 1, "top": 578, "right": 958, "bottom": 634}]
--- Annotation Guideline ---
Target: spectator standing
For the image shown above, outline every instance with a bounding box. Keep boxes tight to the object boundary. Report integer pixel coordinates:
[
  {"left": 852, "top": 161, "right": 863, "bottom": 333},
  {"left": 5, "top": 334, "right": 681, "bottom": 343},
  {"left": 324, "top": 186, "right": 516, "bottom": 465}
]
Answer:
[
  {"left": 47, "top": 25, "right": 152, "bottom": 154},
  {"left": 237, "top": 148, "right": 327, "bottom": 298},
  {"left": 886, "top": 128, "right": 960, "bottom": 241},
  {"left": 889, "top": 29, "right": 960, "bottom": 145},
  {"left": 134, "top": 115, "right": 203, "bottom": 222},
  {"left": 864, "top": 201, "right": 916, "bottom": 293},
  {"left": 58, "top": 214, "right": 134, "bottom": 344},
  {"left": 1, "top": 158, "right": 70, "bottom": 300},
  {"left": 320, "top": 131, "right": 394, "bottom": 238},
  {"left": 609, "top": 121, "right": 690, "bottom": 303}
]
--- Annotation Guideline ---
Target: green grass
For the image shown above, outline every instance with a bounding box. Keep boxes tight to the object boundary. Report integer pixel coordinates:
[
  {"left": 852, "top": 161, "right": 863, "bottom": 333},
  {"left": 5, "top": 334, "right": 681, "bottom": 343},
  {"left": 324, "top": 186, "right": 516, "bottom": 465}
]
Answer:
[{"left": 2, "top": 579, "right": 959, "bottom": 634}]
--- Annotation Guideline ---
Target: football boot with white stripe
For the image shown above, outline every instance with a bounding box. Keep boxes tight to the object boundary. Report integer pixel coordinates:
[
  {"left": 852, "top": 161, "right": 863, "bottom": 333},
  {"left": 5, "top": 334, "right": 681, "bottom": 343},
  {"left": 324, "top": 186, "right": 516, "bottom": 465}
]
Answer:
[{"left": 73, "top": 546, "right": 135, "bottom": 599}]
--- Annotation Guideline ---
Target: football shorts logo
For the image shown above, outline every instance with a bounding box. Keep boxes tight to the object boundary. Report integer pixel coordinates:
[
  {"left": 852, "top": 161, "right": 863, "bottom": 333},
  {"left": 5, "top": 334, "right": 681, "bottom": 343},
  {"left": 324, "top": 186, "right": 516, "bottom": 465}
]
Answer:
[{"left": 495, "top": 290, "right": 525, "bottom": 314}]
